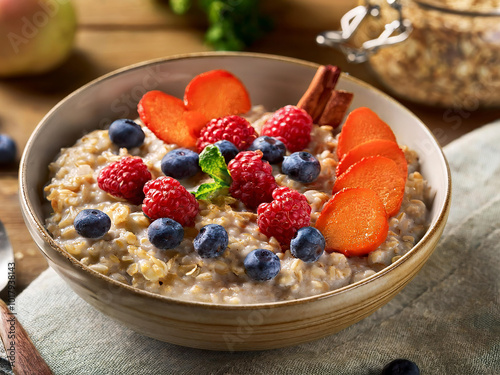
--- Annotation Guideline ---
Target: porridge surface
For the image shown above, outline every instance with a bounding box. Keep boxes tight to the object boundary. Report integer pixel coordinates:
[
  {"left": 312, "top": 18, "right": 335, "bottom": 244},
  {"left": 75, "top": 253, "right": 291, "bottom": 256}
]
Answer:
[{"left": 44, "top": 106, "right": 430, "bottom": 304}]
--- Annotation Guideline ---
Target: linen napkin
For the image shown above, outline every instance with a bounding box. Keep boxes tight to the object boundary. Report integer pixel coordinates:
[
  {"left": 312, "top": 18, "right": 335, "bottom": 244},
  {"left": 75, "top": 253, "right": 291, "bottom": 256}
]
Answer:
[{"left": 2, "top": 120, "right": 500, "bottom": 375}]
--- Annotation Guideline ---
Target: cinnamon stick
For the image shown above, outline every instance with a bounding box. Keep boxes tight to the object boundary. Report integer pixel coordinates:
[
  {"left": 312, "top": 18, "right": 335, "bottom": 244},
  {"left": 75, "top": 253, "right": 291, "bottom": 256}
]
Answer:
[
  {"left": 318, "top": 90, "right": 354, "bottom": 128},
  {"left": 297, "top": 65, "right": 341, "bottom": 122}
]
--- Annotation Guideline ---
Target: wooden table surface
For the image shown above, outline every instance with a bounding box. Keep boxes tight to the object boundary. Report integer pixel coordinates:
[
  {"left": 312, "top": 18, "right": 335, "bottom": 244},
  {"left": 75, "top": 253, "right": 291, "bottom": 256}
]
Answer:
[{"left": 1, "top": 0, "right": 499, "bottom": 292}]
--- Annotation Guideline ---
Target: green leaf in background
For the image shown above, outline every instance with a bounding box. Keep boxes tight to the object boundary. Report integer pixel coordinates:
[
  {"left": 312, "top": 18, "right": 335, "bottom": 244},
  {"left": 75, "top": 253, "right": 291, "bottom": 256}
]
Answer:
[
  {"left": 194, "top": 145, "right": 232, "bottom": 200},
  {"left": 169, "top": 0, "right": 192, "bottom": 14},
  {"left": 198, "top": 0, "right": 214, "bottom": 12},
  {"left": 168, "top": 0, "right": 273, "bottom": 51}
]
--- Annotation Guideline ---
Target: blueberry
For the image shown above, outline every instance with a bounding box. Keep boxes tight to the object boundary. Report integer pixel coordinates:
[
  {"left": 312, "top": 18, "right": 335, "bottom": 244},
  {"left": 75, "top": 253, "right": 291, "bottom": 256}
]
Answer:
[
  {"left": 248, "top": 136, "right": 286, "bottom": 164},
  {"left": 214, "top": 140, "right": 239, "bottom": 164},
  {"left": 290, "top": 227, "right": 325, "bottom": 263},
  {"left": 194, "top": 224, "right": 228, "bottom": 258},
  {"left": 0, "top": 134, "right": 17, "bottom": 164},
  {"left": 148, "top": 218, "right": 184, "bottom": 250},
  {"left": 161, "top": 148, "right": 201, "bottom": 180},
  {"left": 108, "top": 119, "right": 145, "bottom": 149},
  {"left": 382, "top": 359, "right": 420, "bottom": 375},
  {"left": 244, "top": 249, "right": 281, "bottom": 281},
  {"left": 74, "top": 209, "right": 111, "bottom": 239},
  {"left": 281, "top": 152, "right": 321, "bottom": 183}
]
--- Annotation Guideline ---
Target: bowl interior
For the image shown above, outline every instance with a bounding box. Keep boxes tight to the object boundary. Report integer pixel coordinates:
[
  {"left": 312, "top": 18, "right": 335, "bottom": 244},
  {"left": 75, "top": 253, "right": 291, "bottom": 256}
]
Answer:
[{"left": 21, "top": 52, "right": 450, "bottom": 302}]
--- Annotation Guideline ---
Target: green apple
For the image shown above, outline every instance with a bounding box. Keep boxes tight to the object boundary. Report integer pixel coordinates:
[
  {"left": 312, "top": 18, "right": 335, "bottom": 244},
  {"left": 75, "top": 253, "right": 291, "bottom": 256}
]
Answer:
[{"left": 0, "top": 0, "right": 77, "bottom": 77}]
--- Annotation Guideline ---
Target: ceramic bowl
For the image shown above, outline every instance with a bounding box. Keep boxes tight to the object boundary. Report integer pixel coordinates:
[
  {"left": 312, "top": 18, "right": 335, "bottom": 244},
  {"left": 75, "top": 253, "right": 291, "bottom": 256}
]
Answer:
[{"left": 19, "top": 52, "right": 451, "bottom": 351}]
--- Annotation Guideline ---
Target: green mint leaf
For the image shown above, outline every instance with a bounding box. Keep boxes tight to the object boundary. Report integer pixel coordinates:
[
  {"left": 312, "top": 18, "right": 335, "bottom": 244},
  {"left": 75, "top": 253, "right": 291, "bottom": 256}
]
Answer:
[
  {"left": 194, "top": 145, "right": 232, "bottom": 200},
  {"left": 194, "top": 182, "right": 229, "bottom": 200},
  {"left": 198, "top": 145, "right": 232, "bottom": 186}
]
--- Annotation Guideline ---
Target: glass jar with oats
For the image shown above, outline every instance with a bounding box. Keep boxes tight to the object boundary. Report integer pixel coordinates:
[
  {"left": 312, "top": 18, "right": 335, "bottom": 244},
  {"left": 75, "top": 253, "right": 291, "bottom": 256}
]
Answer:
[
  {"left": 322, "top": 0, "right": 500, "bottom": 108},
  {"left": 365, "top": 0, "right": 500, "bottom": 107}
]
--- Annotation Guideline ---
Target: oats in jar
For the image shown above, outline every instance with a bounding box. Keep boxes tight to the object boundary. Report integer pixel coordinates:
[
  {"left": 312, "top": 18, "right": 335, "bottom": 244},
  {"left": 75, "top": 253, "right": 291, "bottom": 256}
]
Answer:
[{"left": 352, "top": 0, "right": 500, "bottom": 107}]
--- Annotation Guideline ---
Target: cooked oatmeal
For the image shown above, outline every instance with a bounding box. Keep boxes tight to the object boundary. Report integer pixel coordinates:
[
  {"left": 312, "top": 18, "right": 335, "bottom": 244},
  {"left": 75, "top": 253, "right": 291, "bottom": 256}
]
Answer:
[{"left": 44, "top": 106, "right": 431, "bottom": 304}]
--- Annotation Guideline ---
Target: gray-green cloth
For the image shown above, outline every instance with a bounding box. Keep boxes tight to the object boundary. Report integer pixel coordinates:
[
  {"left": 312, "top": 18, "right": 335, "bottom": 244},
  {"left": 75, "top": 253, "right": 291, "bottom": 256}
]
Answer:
[{"left": 2, "top": 121, "right": 500, "bottom": 375}]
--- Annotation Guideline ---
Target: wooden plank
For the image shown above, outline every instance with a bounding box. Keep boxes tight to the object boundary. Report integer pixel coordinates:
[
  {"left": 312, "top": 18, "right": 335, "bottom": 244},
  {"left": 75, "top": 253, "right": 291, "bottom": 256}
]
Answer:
[
  {"left": 72, "top": 0, "right": 356, "bottom": 30},
  {"left": 75, "top": 29, "right": 210, "bottom": 73},
  {"left": 73, "top": 0, "right": 204, "bottom": 27},
  {"left": 266, "top": 0, "right": 355, "bottom": 31}
]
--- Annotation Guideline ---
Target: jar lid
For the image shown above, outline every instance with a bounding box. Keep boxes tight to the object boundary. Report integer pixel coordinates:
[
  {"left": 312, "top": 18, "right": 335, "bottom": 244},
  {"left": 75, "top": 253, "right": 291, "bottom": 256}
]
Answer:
[{"left": 414, "top": 0, "right": 500, "bottom": 15}]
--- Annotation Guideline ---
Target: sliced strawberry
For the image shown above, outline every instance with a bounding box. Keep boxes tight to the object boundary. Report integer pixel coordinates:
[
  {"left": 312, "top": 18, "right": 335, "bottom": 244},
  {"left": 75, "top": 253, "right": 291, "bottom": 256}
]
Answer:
[
  {"left": 138, "top": 90, "right": 207, "bottom": 149},
  {"left": 184, "top": 111, "right": 209, "bottom": 138},
  {"left": 337, "top": 107, "right": 397, "bottom": 160},
  {"left": 333, "top": 155, "right": 406, "bottom": 217},
  {"left": 316, "top": 187, "right": 389, "bottom": 257},
  {"left": 336, "top": 139, "right": 408, "bottom": 181},
  {"left": 138, "top": 70, "right": 251, "bottom": 148},
  {"left": 184, "top": 69, "right": 251, "bottom": 121}
]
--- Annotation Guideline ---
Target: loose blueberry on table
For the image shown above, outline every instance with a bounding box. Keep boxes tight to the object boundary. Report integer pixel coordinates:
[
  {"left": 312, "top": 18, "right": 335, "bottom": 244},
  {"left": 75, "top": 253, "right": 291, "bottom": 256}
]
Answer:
[
  {"left": 0, "top": 134, "right": 17, "bottom": 164},
  {"left": 381, "top": 359, "right": 420, "bottom": 375}
]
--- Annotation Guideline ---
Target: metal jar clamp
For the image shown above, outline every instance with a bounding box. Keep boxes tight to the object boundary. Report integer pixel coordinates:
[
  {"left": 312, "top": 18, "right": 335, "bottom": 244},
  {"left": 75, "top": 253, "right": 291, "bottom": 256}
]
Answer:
[{"left": 316, "top": 0, "right": 412, "bottom": 63}]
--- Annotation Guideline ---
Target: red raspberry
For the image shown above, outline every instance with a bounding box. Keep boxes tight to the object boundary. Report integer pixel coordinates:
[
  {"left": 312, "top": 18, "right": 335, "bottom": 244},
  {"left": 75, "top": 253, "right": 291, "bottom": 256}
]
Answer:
[
  {"left": 228, "top": 150, "right": 278, "bottom": 210},
  {"left": 197, "top": 115, "right": 258, "bottom": 152},
  {"left": 142, "top": 176, "right": 199, "bottom": 226},
  {"left": 257, "top": 187, "right": 311, "bottom": 248},
  {"left": 261, "top": 105, "right": 313, "bottom": 152},
  {"left": 97, "top": 156, "right": 152, "bottom": 205}
]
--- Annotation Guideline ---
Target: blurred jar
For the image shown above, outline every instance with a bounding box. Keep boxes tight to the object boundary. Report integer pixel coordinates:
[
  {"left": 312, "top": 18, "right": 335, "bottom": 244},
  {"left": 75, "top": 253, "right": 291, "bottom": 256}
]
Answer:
[{"left": 332, "top": 0, "right": 500, "bottom": 108}]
